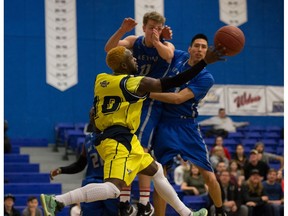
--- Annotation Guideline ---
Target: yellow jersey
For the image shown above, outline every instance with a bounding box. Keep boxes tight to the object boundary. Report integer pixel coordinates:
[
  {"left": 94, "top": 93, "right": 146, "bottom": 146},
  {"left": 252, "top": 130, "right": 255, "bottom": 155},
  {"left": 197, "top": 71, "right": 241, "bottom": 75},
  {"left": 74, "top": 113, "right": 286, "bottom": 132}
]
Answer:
[{"left": 94, "top": 73, "right": 146, "bottom": 133}]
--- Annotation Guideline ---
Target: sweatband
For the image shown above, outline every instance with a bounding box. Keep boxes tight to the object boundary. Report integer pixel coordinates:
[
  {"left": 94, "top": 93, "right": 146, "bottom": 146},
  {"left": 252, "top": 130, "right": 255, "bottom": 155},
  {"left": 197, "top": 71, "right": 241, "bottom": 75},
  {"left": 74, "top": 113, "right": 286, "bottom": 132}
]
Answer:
[
  {"left": 60, "top": 155, "right": 87, "bottom": 174},
  {"left": 160, "top": 59, "right": 207, "bottom": 91}
]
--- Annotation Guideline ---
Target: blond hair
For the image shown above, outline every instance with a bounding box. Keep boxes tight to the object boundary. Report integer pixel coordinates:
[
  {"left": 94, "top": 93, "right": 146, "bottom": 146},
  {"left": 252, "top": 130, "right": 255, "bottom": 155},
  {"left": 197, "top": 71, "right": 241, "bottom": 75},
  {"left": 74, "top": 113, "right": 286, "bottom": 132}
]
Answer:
[
  {"left": 143, "top": 11, "right": 165, "bottom": 25},
  {"left": 106, "top": 46, "right": 126, "bottom": 71}
]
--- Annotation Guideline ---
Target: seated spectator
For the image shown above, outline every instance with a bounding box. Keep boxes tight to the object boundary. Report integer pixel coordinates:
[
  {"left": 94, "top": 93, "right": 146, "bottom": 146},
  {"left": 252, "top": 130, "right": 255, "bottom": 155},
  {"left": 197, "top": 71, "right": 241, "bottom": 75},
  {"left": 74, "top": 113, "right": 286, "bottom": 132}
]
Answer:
[
  {"left": 243, "top": 149, "right": 270, "bottom": 181},
  {"left": 241, "top": 169, "right": 273, "bottom": 216},
  {"left": 210, "top": 146, "right": 229, "bottom": 170},
  {"left": 210, "top": 136, "right": 231, "bottom": 160},
  {"left": 173, "top": 157, "right": 191, "bottom": 186},
  {"left": 22, "top": 196, "right": 43, "bottom": 216},
  {"left": 229, "top": 160, "right": 245, "bottom": 187},
  {"left": 232, "top": 144, "right": 248, "bottom": 173},
  {"left": 199, "top": 108, "right": 249, "bottom": 138},
  {"left": 4, "top": 194, "right": 20, "bottom": 216},
  {"left": 4, "top": 120, "right": 12, "bottom": 154},
  {"left": 214, "top": 161, "right": 227, "bottom": 176},
  {"left": 255, "top": 141, "right": 284, "bottom": 169},
  {"left": 214, "top": 161, "right": 237, "bottom": 187},
  {"left": 210, "top": 169, "right": 248, "bottom": 216},
  {"left": 181, "top": 164, "right": 208, "bottom": 196},
  {"left": 262, "top": 169, "right": 284, "bottom": 216},
  {"left": 276, "top": 168, "right": 284, "bottom": 191}
]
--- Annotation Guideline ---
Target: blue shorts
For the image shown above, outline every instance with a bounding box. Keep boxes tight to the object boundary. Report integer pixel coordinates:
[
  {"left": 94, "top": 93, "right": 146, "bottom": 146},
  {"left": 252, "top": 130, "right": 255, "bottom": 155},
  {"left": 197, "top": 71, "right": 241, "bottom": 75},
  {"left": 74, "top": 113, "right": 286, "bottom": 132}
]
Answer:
[
  {"left": 136, "top": 99, "right": 163, "bottom": 149},
  {"left": 81, "top": 178, "right": 119, "bottom": 216},
  {"left": 153, "top": 118, "right": 214, "bottom": 172}
]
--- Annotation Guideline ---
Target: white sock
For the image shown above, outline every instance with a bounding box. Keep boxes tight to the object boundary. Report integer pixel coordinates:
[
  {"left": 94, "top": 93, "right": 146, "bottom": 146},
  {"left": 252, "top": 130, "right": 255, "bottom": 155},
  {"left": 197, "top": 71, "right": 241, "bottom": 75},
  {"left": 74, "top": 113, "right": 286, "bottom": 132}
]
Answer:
[
  {"left": 55, "top": 182, "right": 120, "bottom": 206},
  {"left": 139, "top": 187, "right": 150, "bottom": 205},
  {"left": 120, "top": 186, "right": 131, "bottom": 203},
  {"left": 152, "top": 162, "right": 191, "bottom": 216}
]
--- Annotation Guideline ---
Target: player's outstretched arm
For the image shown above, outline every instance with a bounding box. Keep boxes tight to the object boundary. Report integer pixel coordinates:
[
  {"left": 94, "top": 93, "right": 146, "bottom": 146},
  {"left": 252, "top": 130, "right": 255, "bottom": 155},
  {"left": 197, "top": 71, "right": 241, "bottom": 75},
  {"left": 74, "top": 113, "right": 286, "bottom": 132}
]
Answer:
[
  {"left": 49, "top": 145, "right": 87, "bottom": 180},
  {"left": 137, "top": 47, "right": 224, "bottom": 95},
  {"left": 104, "top": 18, "right": 138, "bottom": 52}
]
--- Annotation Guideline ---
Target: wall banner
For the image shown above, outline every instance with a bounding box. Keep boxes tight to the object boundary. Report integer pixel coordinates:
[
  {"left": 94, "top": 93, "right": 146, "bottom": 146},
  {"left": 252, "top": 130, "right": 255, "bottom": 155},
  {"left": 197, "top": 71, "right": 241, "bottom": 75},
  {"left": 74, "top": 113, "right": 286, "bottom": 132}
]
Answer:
[
  {"left": 134, "top": 0, "right": 164, "bottom": 36},
  {"left": 227, "top": 85, "right": 266, "bottom": 115},
  {"left": 266, "top": 86, "right": 284, "bottom": 115},
  {"left": 45, "top": 0, "right": 78, "bottom": 91},
  {"left": 198, "top": 85, "right": 283, "bottom": 116},
  {"left": 219, "top": 0, "right": 247, "bottom": 26},
  {"left": 198, "top": 85, "right": 226, "bottom": 116}
]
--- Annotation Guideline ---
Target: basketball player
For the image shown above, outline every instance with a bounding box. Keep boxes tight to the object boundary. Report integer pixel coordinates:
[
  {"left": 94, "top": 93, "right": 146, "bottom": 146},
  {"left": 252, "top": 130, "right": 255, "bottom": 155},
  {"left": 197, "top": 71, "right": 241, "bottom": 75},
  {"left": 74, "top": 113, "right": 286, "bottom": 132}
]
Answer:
[
  {"left": 49, "top": 108, "right": 118, "bottom": 216},
  {"left": 40, "top": 46, "right": 224, "bottom": 216},
  {"left": 150, "top": 34, "right": 226, "bottom": 216},
  {"left": 105, "top": 12, "right": 174, "bottom": 215}
]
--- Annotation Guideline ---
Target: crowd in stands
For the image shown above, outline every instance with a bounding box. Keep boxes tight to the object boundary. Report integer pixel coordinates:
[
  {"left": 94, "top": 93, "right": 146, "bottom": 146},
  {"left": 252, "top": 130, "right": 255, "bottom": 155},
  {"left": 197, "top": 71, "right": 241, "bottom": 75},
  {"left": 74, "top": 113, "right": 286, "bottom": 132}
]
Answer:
[{"left": 167, "top": 110, "right": 284, "bottom": 216}]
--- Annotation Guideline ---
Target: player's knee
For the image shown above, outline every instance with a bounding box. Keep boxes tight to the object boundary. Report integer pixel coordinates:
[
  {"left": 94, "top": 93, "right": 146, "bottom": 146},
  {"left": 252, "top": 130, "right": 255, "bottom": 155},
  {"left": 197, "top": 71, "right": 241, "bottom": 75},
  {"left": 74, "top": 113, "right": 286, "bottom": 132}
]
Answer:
[
  {"left": 105, "top": 182, "right": 121, "bottom": 198},
  {"left": 152, "top": 161, "right": 164, "bottom": 178}
]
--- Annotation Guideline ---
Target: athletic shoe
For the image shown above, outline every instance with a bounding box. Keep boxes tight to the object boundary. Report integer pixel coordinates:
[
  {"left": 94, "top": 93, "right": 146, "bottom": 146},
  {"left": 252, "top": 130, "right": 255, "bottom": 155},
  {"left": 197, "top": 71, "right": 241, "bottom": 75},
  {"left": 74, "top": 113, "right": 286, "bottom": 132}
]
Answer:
[
  {"left": 192, "top": 208, "right": 208, "bottom": 216},
  {"left": 40, "top": 194, "right": 64, "bottom": 216},
  {"left": 136, "top": 202, "right": 154, "bottom": 216},
  {"left": 118, "top": 201, "right": 137, "bottom": 216}
]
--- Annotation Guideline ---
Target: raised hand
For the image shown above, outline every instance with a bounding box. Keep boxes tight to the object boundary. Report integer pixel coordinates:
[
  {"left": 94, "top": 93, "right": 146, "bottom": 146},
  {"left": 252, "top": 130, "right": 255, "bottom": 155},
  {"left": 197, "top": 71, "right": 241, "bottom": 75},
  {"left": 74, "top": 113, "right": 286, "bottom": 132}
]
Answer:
[
  {"left": 50, "top": 168, "right": 61, "bottom": 180},
  {"left": 161, "top": 25, "right": 173, "bottom": 40},
  {"left": 204, "top": 46, "right": 226, "bottom": 64},
  {"left": 120, "top": 18, "right": 138, "bottom": 33}
]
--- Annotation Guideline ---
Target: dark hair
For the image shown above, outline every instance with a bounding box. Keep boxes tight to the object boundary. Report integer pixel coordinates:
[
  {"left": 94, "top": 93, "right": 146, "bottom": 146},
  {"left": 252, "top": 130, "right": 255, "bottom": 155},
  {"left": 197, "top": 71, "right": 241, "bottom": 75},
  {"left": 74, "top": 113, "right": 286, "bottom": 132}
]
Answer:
[
  {"left": 4, "top": 194, "right": 15, "bottom": 202},
  {"left": 218, "top": 108, "right": 225, "bottom": 113},
  {"left": 190, "top": 34, "right": 208, "bottom": 46},
  {"left": 27, "top": 196, "right": 37, "bottom": 202}
]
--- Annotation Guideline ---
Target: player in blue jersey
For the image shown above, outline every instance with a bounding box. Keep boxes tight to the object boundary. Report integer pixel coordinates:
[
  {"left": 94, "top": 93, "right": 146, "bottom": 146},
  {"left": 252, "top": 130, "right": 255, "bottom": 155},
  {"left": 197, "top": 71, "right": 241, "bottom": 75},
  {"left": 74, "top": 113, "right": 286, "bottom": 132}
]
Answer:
[
  {"left": 49, "top": 108, "right": 119, "bottom": 216},
  {"left": 105, "top": 12, "right": 174, "bottom": 216},
  {"left": 150, "top": 34, "right": 226, "bottom": 216}
]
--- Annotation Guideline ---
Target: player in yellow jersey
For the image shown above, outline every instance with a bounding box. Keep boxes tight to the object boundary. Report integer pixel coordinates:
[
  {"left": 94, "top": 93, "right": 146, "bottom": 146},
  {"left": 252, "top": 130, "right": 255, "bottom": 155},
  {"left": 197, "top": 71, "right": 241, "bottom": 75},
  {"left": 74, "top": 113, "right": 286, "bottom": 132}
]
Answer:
[{"left": 40, "top": 46, "right": 225, "bottom": 216}]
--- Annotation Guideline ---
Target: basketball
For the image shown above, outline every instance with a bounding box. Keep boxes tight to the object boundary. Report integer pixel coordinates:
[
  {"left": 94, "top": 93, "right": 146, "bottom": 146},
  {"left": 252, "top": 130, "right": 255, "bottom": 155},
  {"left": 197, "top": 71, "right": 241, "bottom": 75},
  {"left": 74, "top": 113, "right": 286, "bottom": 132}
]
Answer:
[{"left": 214, "top": 25, "right": 245, "bottom": 56}]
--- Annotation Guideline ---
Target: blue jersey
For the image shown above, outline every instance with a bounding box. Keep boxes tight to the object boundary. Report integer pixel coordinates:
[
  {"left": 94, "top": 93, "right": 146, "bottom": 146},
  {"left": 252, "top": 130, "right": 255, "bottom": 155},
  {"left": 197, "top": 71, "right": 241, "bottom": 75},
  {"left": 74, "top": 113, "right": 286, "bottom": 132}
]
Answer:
[
  {"left": 133, "top": 36, "right": 171, "bottom": 149},
  {"left": 153, "top": 50, "right": 215, "bottom": 172},
  {"left": 82, "top": 133, "right": 104, "bottom": 185},
  {"left": 162, "top": 49, "right": 214, "bottom": 119},
  {"left": 133, "top": 36, "right": 170, "bottom": 78},
  {"left": 81, "top": 133, "right": 118, "bottom": 216}
]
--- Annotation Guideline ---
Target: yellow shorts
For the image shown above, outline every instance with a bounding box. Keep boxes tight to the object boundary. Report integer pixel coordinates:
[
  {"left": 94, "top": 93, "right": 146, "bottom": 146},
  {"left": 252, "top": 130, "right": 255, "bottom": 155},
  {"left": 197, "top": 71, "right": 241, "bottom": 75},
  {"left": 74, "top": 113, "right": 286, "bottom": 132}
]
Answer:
[{"left": 96, "top": 134, "right": 154, "bottom": 186}]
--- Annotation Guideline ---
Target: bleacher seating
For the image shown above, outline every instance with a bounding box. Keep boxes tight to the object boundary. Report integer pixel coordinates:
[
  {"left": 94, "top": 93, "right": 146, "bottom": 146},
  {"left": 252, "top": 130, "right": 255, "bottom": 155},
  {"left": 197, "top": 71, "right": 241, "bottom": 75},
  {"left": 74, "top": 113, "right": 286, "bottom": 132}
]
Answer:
[
  {"left": 245, "top": 131, "right": 262, "bottom": 140},
  {"left": 63, "top": 129, "right": 86, "bottom": 160},
  {"left": 4, "top": 139, "right": 63, "bottom": 215},
  {"left": 4, "top": 154, "right": 30, "bottom": 163},
  {"left": 5, "top": 183, "right": 61, "bottom": 194},
  {"left": 5, "top": 163, "right": 40, "bottom": 173},
  {"left": 247, "top": 125, "right": 266, "bottom": 133},
  {"left": 202, "top": 124, "right": 283, "bottom": 157},
  {"left": 5, "top": 173, "right": 51, "bottom": 183},
  {"left": 54, "top": 122, "right": 88, "bottom": 160},
  {"left": 227, "top": 132, "right": 244, "bottom": 141},
  {"left": 11, "top": 138, "right": 48, "bottom": 147},
  {"left": 11, "top": 146, "right": 20, "bottom": 154}
]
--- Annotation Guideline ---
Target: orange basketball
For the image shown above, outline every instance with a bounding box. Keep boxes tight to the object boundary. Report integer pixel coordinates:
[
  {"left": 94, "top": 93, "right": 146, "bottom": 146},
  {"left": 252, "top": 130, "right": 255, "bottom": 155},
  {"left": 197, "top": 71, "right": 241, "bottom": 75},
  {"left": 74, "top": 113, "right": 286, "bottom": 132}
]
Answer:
[{"left": 214, "top": 25, "right": 245, "bottom": 56}]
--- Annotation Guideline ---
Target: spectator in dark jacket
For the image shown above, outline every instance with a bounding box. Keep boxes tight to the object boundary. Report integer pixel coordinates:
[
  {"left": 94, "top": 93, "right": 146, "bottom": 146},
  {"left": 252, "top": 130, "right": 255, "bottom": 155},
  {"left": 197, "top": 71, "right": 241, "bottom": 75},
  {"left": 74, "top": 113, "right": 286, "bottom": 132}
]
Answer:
[
  {"left": 243, "top": 150, "right": 269, "bottom": 180},
  {"left": 4, "top": 194, "right": 21, "bottom": 216},
  {"left": 241, "top": 169, "right": 273, "bottom": 216},
  {"left": 210, "top": 169, "right": 248, "bottom": 216}
]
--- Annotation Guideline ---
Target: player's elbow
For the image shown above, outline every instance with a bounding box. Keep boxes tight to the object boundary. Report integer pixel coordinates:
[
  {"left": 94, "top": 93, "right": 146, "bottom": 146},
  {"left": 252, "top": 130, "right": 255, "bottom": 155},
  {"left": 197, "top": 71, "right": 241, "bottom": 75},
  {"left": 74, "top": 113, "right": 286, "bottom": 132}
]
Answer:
[
  {"left": 173, "top": 96, "right": 185, "bottom": 104},
  {"left": 104, "top": 45, "right": 111, "bottom": 52}
]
